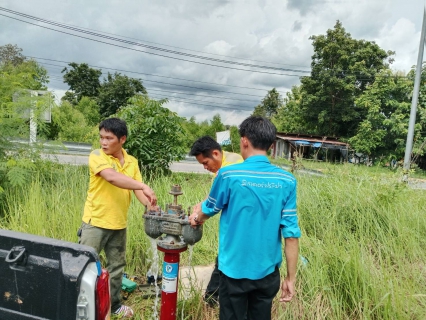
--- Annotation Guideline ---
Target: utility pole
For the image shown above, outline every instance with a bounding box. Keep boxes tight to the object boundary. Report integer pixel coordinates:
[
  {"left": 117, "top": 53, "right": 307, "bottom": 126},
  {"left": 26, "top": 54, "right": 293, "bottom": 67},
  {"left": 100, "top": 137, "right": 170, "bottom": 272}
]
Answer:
[{"left": 403, "top": 6, "right": 426, "bottom": 181}]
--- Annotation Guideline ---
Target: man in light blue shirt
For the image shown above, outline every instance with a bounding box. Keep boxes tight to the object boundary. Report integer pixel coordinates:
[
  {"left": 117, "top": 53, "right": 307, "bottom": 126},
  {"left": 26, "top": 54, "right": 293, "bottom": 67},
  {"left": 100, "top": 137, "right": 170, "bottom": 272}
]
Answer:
[{"left": 189, "top": 116, "right": 301, "bottom": 320}]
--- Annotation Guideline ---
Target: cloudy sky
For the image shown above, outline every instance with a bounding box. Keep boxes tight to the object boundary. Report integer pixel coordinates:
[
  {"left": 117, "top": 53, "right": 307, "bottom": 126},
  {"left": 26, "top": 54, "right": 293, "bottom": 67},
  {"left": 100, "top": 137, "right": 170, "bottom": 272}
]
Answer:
[{"left": 1, "top": 0, "right": 425, "bottom": 125}]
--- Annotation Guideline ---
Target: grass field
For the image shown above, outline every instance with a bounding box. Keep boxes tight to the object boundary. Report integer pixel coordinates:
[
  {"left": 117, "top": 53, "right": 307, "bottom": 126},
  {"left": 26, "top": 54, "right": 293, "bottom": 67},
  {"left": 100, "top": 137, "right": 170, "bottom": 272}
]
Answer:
[{"left": 1, "top": 160, "right": 426, "bottom": 319}]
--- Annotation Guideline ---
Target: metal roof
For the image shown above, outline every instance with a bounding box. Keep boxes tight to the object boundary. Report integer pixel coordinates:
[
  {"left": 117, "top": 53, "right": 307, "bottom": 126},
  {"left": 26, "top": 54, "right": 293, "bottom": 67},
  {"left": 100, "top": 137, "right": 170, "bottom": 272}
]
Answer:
[{"left": 276, "top": 132, "right": 349, "bottom": 147}]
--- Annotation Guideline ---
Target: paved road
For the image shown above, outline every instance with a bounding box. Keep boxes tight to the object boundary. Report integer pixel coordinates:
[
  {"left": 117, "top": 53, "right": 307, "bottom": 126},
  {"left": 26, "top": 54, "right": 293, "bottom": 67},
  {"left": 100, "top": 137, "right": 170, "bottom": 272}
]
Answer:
[
  {"left": 42, "top": 153, "right": 209, "bottom": 174},
  {"left": 42, "top": 154, "right": 425, "bottom": 189}
]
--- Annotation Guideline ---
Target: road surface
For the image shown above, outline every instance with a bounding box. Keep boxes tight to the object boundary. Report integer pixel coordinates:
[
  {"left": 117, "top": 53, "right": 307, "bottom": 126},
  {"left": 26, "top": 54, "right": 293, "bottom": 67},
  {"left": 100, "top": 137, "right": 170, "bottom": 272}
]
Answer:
[{"left": 42, "top": 153, "right": 209, "bottom": 174}]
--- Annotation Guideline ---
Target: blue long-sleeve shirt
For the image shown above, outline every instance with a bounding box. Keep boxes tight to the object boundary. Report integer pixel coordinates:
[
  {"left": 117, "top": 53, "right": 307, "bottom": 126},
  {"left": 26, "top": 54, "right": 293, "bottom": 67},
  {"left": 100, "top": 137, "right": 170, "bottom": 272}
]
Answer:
[{"left": 201, "top": 155, "right": 301, "bottom": 280}]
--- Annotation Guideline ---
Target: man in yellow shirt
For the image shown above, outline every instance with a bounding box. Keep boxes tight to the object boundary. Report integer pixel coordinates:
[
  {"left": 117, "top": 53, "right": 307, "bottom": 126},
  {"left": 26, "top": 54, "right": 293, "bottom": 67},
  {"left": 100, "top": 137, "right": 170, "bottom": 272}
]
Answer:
[
  {"left": 79, "top": 118, "right": 157, "bottom": 319},
  {"left": 189, "top": 136, "right": 243, "bottom": 306}
]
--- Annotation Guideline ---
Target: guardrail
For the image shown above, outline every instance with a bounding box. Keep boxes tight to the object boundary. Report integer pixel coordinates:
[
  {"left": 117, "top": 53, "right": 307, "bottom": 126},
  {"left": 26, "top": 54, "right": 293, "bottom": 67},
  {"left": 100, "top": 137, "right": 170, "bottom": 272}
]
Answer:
[
  {"left": 9, "top": 139, "right": 197, "bottom": 160},
  {"left": 10, "top": 139, "right": 92, "bottom": 155}
]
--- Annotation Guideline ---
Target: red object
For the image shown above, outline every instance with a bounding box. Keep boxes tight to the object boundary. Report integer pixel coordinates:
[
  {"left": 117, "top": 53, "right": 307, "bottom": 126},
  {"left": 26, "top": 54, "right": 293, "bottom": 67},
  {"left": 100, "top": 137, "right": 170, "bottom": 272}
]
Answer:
[
  {"left": 157, "top": 246, "right": 187, "bottom": 320},
  {"left": 96, "top": 268, "right": 111, "bottom": 320}
]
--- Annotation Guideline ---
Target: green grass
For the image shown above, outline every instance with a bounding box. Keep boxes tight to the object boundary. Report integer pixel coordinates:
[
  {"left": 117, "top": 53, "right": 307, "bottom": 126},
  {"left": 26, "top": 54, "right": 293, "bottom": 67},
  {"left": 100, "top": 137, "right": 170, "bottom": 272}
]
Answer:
[{"left": 1, "top": 160, "right": 426, "bottom": 319}]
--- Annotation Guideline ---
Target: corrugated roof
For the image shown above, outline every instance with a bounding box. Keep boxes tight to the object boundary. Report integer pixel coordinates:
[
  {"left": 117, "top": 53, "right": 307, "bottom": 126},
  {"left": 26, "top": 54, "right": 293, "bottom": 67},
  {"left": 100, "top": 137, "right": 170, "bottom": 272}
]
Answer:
[{"left": 276, "top": 133, "right": 349, "bottom": 147}]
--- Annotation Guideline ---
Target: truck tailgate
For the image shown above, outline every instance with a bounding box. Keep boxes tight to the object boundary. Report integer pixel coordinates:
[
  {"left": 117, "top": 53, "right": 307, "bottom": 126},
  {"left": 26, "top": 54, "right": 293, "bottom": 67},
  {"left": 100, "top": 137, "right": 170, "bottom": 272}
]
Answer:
[{"left": 0, "top": 229, "right": 99, "bottom": 320}]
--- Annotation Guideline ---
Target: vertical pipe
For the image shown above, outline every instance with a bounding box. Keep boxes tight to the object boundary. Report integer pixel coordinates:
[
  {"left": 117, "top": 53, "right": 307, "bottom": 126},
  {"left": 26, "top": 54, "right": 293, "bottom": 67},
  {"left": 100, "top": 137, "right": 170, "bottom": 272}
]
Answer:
[
  {"left": 158, "top": 247, "right": 187, "bottom": 320},
  {"left": 403, "top": 7, "right": 426, "bottom": 179}
]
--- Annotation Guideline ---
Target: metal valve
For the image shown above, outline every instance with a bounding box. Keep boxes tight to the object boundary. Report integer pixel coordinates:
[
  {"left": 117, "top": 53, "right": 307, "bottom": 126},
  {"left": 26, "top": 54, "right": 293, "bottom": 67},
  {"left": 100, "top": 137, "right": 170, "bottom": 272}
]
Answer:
[{"left": 143, "top": 185, "right": 203, "bottom": 250}]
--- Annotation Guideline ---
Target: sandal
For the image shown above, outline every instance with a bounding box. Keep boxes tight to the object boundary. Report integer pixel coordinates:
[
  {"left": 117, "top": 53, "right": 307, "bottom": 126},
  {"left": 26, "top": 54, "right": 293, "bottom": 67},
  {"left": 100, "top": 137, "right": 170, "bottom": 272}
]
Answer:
[{"left": 113, "top": 305, "right": 134, "bottom": 318}]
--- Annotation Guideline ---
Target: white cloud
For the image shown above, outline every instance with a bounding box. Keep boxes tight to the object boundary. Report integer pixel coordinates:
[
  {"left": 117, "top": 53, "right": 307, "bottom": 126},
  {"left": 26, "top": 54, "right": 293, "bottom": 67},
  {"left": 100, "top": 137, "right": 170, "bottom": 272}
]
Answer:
[
  {"left": 0, "top": 0, "right": 424, "bottom": 127},
  {"left": 376, "top": 18, "right": 419, "bottom": 73}
]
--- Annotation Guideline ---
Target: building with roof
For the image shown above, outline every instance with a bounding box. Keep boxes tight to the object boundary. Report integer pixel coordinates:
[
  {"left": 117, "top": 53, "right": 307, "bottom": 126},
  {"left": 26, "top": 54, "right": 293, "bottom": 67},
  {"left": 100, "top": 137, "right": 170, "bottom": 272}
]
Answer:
[{"left": 271, "top": 133, "right": 350, "bottom": 162}]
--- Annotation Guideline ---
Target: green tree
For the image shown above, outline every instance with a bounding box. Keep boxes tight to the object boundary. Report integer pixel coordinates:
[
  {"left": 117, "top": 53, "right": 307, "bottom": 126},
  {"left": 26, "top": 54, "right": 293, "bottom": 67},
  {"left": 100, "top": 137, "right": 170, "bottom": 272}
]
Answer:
[
  {"left": 116, "top": 95, "right": 186, "bottom": 174},
  {"left": 61, "top": 63, "right": 102, "bottom": 104},
  {"left": 50, "top": 101, "right": 97, "bottom": 143},
  {"left": 75, "top": 96, "right": 100, "bottom": 126},
  {"left": 300, "top": 21, "right": 393, "bottom": 137},
  {"left": 348, "top": 69, "right": 419, "bottom": 157},
  {"left": 0, "top": 59, "right": 49, "bottom": 140},
  {"left": 0, "top": 44, "right": 25, "bottom": 66},
  {"left": 272, "top": 85, "right": 308, "bottom": 133},
  {"left": 252, "top": 104, "right": 266, "bottom": 117},
  {"left": 205, "top": 114, "right": 225, "bottom": 138},
  {"left": 196, "top": 119, "right": 211, "bottom": 137},
  {"left": 252, "top": 88, "right": 283, "bottom": 119},
  {"left": 98, "top": 72, "right": 147, "bottom": 117},
  {"left": 181, "top": 116, "right": 204, "bottom": 149},
  {"left": 0, "top": 58, "right": 50, "bottom": 196}
]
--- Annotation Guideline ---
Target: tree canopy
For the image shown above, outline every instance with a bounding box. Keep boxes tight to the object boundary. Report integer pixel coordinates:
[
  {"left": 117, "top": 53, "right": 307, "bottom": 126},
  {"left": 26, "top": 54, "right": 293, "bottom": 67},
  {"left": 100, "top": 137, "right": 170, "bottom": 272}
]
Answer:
[
  {"left": 0, "top": 44, "right": 25, "bottom": 66},
  {"left": 61, "top": 63, "right": 102, "bottom": 104},
  {"left": 252, "top": 88, "right": 283, "bottom": 119},
  {"left": 0, "top": 58, "right": 49, "bottom": 140},
  {"left": 0, "top": 50, "right": 51, "bottom": 195},
  {"left": 61, "top": 63, "right": 147, "bottom": 118},
  {"left": 272, "top": 86, "right": 308, "bottom": 133},
  {"left": 299, "top": 21, "right": 394, "bottom": 137},
  {"left": 348, "top": 67, "right": 426, "bottom": 159},
  {"left": 116, "top": 95, "right": 186, "bottom": 174},
  {"left": 98, "top": 72, "right": 147, "bottom": 117}
]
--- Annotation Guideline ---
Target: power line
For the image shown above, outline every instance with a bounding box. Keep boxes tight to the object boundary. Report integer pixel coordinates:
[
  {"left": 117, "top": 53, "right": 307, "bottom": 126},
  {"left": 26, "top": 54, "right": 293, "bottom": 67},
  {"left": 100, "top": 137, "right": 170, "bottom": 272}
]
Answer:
[
  {"left": 33, "top": 57, "right": 283, "bottom": 94},
  {"left": 38, "top": 62, "right": 269, "bottom": 98},
  {"left": 36, "top": 56, "right": 413, "bottom": 92},
  {"left": 145, "top": 88, "right": 259, "bottom": 103},
  {"left": 2, "top": 7, "right": 413, "bottom": 80},
  {"left": 47, "top": 71, "right": 261, "bottom": 103},
  {"left": 46, "top": 75, "right": 257, "bottom": 111},
  {"left": 0, "top": 7, "right": 308, "bottom": 73},
  {"left": 0, "top": 8, "right": 307, "bottom": 76},
  {"left": 148, "top": 92, "right": 254, "bottom": 109},
  {"left": 149, "top": 93, "right": 253, "bottom": 112},
  {"left": 16, "top": 9, "right": 408, "bottom": 80},
  {"left": 142, "top": 79, "right": 266, "bottom": 98},
  {"left": 20, "top": 15, "right": 311, "bottom": 70},
  {"left": 47, "top": 76, "right": 253, "bottom": 111}
]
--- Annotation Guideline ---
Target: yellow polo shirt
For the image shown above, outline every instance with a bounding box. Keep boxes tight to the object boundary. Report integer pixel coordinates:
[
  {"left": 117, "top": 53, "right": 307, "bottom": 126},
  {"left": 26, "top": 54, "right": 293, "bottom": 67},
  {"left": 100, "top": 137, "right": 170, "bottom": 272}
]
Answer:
[
  {"left": 212, "top": 151, "right": 243, "bottom": 179},
  {"left": 82, "top": 148, "right": 142, "bottom": 230}
]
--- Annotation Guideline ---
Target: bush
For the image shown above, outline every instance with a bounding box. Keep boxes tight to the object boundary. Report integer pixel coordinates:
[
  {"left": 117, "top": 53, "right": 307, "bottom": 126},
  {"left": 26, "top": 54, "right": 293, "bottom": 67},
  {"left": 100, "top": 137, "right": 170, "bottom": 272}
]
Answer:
[{"left": 117, "top": 95, "right": 187, "bottom": 175}]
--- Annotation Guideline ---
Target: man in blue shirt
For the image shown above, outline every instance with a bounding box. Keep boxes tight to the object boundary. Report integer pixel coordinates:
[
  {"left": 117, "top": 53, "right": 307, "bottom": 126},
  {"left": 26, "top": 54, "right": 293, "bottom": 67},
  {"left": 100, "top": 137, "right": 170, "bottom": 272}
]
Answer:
[
  {"left": 189, "top": 116, "right": 301, "bottom": 320},
  {"left": 189, "top": 136, "right": 243, "bottom": 306}
]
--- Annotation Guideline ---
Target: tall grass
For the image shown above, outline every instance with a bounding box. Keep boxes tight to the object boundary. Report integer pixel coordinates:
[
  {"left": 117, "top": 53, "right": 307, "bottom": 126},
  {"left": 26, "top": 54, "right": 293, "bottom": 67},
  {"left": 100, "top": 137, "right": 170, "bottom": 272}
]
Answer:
[{"left": 1, "top": 161, "right": 425, "bottom": 319}]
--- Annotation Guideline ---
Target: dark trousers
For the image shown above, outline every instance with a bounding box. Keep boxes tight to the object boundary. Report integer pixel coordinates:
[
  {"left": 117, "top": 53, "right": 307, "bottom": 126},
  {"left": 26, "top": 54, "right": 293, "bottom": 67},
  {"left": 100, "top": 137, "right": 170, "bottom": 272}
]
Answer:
[
  {"left": 219, "top": 267, "right": 280, "bottom": 320},
  {"left": 205, "top": 256, "right": 220, "bottom": 299},
  {"left": 79, "top": 222, "right": 127, "bottom": 312}
]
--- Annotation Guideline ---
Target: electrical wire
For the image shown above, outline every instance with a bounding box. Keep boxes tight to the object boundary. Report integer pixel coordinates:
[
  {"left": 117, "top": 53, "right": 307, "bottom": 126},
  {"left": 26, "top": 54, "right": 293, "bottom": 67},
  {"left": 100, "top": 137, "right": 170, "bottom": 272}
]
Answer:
[
  {"left": 142, "top": 88, "right": 259, "bottom": 103},
  {"left": 47, "top": 76, "right": 253, "bottom": 111},
  {"left": 148, "top": 93, "right": 253, "bottom": 111},
  {"left": 20, "top": 14, "right": 311, "bottom": 70},
  {"left": 40, "top": 63, "right": 271, "bottom": 99},
  {"left": 0, "top": 8, "right": 307, "bottom": 76},
  {"left": 47, "top": 72, "right": 260, "bottom": 102},
  {"left": 32, "top": 57, "right": 282, "bottom": 93},
  {"left": 1, "top": 7, "right": 414, "bottom": 80},
  {"left": 46, "top": 75, "right": 257, "bottom": 110}
]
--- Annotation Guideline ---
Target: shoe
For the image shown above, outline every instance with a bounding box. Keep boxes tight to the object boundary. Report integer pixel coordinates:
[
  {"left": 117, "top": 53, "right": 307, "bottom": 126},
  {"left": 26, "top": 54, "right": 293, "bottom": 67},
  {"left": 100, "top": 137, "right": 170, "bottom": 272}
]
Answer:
[{"left": 113, "top": 305, "right": 134, "bottom": 318}]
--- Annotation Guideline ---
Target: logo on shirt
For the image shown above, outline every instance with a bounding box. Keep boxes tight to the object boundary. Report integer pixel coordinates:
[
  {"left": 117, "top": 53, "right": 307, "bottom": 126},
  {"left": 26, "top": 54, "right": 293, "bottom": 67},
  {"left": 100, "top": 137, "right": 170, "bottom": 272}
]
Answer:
[{"left": 241, "top": 179, "right": 283, "bottom": 189}]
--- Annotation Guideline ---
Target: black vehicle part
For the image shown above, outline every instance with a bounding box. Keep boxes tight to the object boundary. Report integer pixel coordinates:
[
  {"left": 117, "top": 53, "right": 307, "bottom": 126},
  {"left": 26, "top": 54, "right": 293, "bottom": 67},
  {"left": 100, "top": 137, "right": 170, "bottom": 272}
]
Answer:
[{"left": 0, "top": 229, "right": 99, "bottom": 320}]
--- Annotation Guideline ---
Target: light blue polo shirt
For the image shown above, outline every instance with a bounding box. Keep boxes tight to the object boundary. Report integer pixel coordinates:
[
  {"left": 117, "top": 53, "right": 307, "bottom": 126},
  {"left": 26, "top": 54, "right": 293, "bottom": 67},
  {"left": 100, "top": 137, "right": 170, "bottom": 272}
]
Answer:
[{"left": 201, "top": 155, "right": 301, "bottom": 280}]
